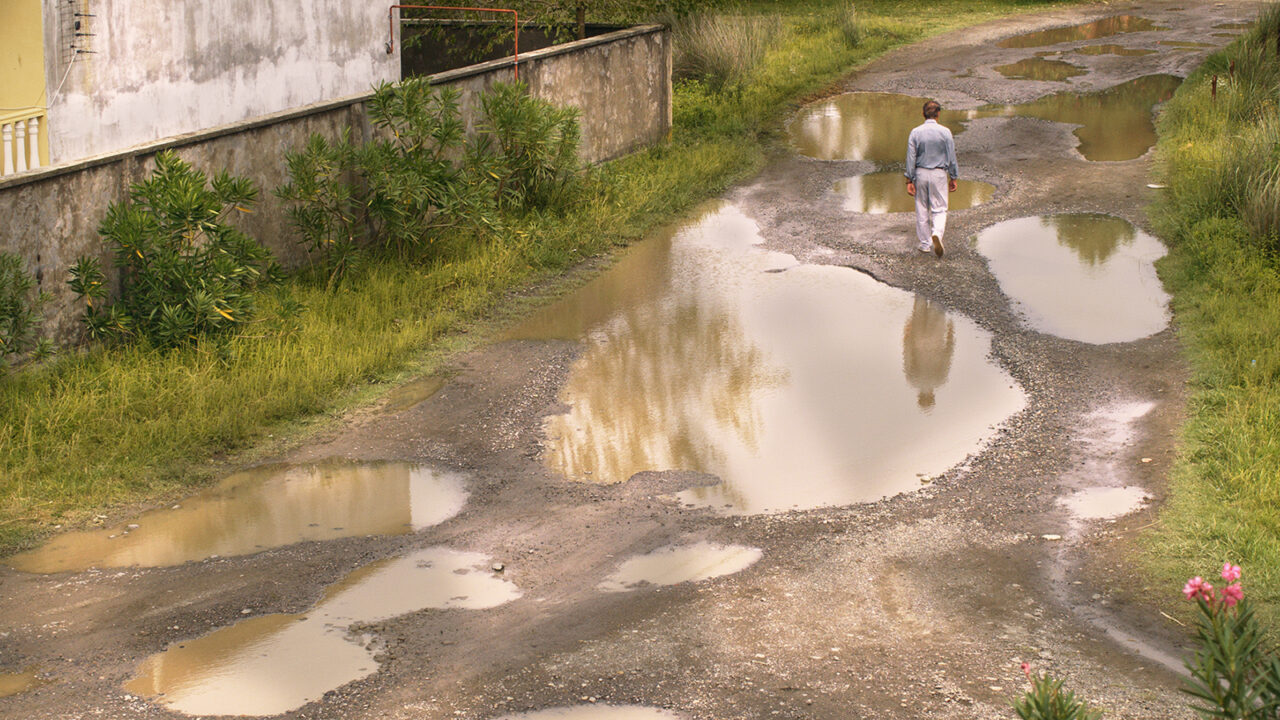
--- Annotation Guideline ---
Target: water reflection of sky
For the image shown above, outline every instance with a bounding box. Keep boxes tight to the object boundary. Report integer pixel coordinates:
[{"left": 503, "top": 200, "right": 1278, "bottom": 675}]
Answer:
[{"left": 511, "top": 203, "right": 1025, "bottom": 514}]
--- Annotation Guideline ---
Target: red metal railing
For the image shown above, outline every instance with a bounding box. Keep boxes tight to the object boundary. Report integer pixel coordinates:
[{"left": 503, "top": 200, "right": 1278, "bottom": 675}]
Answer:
[{"left": 387, "top": 5, "right": 520, "bottom": 79}]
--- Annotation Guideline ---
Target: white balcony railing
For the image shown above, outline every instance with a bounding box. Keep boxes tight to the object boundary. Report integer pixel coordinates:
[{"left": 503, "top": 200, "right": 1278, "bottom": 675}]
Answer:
[{"left": 1, "top": 112, "right": 45, "bottom": 177}]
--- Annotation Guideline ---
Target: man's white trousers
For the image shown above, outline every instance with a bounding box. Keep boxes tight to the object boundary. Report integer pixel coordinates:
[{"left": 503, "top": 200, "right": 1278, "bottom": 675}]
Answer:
[{"left": 914, "top": 167, "right": 950, "bottom": 250}]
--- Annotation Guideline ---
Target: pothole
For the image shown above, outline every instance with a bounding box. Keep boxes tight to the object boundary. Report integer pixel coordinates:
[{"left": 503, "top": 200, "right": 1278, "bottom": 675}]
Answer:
[
  {"left": 994, "top": 57, "right": 1086, "bottom": 81},
  {"left": 975, "top": 214, "right": 1170, "bottom": 344},
  {"left": 597, "top": 542, "right": 763, "bottom": 592},
  {"left": 126, "top": 548, "right": 520, "bottom": 716},
  {"left": 996, "top": 15, "right": 1165, "bottom": 48},
  {"left": 511, "top": 202, "right": 1025, "bottom": 514},
  {"left": 834, "top": 172, "right": 995, "bottom": 213},
  {"left": 1073, "top": 44, "right": 1157, "bottom": 56},
  {"left": 6, "top": 462, "right": 469, "bottom": 573},
  {"left": 786, "top": 92, "right": 970, "bottom": 162},
  {"left": 385, "top": 375, "right": 446, "bottom": 412}
]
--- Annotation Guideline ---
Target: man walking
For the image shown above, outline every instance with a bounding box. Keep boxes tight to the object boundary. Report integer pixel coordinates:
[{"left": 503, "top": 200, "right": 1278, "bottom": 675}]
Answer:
[{"left": 905, "top": 100, "right": 958, "bottom": 257}]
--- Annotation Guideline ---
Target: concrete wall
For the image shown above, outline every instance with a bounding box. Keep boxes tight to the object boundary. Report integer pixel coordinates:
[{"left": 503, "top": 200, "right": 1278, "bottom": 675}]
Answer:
[
  {"left": 40, "top": 0, "right": 399, "bottom": 165},
  {"left": 0, "top": 24, "right": 671, "bottom": 346}
]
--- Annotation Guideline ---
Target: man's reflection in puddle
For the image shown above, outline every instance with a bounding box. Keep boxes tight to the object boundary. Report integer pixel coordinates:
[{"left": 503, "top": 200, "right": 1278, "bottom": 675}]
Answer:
[{"left": 902, "top": 295, "right": 956, "bottom": 411}]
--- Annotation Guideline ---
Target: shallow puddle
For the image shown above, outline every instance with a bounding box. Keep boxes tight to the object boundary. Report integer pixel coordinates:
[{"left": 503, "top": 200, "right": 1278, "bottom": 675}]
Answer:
[
  {"left": 981, "top": 74, "right": 1181, "bottom": 161},
  {"left": 0, "top": 668, "right": 44, "bottom": 698},
  {"left": 976, "top": 214, "right": 1170, "bottom": 344},
  {"left": 789, "top": 75, "right": 1180, "bottom": 164},
  {"left": 495, "top": 707, "right": 683, "bottom": 720},
  {"left": 786, "top": 93, "right": 970, "bottom": 162},
  {"left": 127, "top": 548, "right": 519, "bottom": 716},
  {"left": 510, "top": 203, "right": 1025, "bottom": 514},
  {"left": 385, "top": 374, "right": 445, "bottom": 412},
  {"left": 834, "top": 173, "right": 995, "bottom": 214},
  {"left": 1073, "top": 44, "right": 1157, "bottom": 56},
  {"left": 1212, "top": 22, "right": 1253, "bottom": 30},
  {"left": 6, "top": 462, "right": 469, "bottom": 573},
  {"left": 1063, "top": 486, "right": 1149, "bottom": 520},
  {"left": 598, "top": 542, "right": 762, "bottom": 592},
  {"left": 1157, "top": 40, "right": 1218, "bottom": 48},
  {"left": 994, "top": 57, "right": 1086, "bottom": 81},
  {"left": 997, "top": 15, "right": 1164, "bottom": 48}
]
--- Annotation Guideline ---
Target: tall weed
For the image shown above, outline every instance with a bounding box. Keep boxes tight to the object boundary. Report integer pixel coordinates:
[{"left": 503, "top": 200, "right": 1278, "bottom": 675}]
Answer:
[
  {"left": 0, "top": 253, "right": 51, "bottom": 372},
  {"left": 671, "top": 13, "right": 783, "bottom": 90}
]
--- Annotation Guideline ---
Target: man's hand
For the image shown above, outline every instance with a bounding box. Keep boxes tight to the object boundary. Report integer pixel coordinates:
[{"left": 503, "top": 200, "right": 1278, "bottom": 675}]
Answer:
[
  {"left": 906, "top": 181, "right": 916, "bottom": 197},
  {"left": 948, "top": 178, "right": 958, "bottom": 193}
]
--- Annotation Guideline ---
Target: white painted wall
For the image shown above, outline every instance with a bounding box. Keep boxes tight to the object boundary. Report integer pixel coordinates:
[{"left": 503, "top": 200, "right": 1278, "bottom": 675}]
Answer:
[{"left": 41, "top": 0, "right": 399, "bottom": 164}]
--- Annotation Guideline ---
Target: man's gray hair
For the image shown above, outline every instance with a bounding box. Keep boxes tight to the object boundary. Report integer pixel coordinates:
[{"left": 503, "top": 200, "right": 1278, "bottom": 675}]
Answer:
[{"left": 923, "top": 100, "right": 942, "bottom": 119}]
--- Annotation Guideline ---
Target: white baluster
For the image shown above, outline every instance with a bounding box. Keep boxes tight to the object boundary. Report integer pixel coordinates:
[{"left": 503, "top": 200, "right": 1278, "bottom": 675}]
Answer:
[
  {"left": 14, "top": 121, "right": 27, "bottom": 173},
  {"left": 2, "top": 123, "right": 13, "bottom": 176},
  {"left": 27, "top": 117, "right": 40, "bottom": 170}
]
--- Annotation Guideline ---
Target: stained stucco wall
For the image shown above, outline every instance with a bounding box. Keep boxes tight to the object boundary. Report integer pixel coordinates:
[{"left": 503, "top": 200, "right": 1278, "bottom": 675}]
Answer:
[
  {"left": 1, "top": 25, "right": 671, "bottom": 346},
  {"left": 40, "top": 0, "right": 399, "bottom": 165}
]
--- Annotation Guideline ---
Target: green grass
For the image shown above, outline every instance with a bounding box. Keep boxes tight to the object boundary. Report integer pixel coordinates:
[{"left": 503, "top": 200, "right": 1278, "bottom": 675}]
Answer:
[
  {"left": 1141, "top": 4, "right": 1280, "bottom": 624},
  {"left": 1, "top": 0, "right": 1086, "bottom": 555}
]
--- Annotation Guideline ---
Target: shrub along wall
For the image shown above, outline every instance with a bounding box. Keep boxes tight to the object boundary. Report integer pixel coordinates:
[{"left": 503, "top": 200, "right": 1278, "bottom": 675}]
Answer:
[{"left": 0, "top": 24, "right": 670, "bottom": 346}]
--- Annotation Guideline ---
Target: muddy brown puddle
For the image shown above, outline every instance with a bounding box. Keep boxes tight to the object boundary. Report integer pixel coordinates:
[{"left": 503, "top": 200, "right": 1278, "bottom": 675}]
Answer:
[
  {"left": 6, "top": 462, "right": 469, "bottom": 573},
  {"left": 994, "top": 57, "right": 1086, "bottom": 81},
  {"left": 126, "top": 547, "right": 520, "bottom": 716},
  {"left": 597, "top": 542, "right": 762, "bottom": 592},
  {"left": 789, "top": 75, "right": 1181, "bottom": 164},
  {"left": 996, "top": 15, "right": 1165, "bottom": 48},
  {"left": 1072, "top": 44, "right": 1158, "bottom": 56},
  {"left": 509, "top": 203, "right": 1025, "bottom": 514},
  {"left": 834, "top": 172, "right": 995, "bottom": 214},
  {"left": 0, "top": 668, "right": 45, "bottom": 698},
  {"left": 975, "top": 214, "right": 1169, "bottom": 344}
]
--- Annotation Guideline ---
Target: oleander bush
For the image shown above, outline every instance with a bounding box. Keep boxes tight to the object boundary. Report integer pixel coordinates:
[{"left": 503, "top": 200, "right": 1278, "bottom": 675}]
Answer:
[{"left": 67, "top": 151, "right": 280, "bottom": 348}]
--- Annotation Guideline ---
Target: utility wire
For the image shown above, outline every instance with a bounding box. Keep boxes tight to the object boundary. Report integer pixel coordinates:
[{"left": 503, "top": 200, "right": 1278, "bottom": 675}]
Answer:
[{"left": 0, "top": 50, "right": 79, "bottom": 113}]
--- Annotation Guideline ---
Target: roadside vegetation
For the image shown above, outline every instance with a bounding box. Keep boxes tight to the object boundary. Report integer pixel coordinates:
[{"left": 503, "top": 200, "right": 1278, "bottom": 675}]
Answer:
[
  {"left": 1142, "top": 4, "right": 1280, "bottom": 626},
  {"left": 0, "top": 0, "right": 1085, "bottom": 555}
]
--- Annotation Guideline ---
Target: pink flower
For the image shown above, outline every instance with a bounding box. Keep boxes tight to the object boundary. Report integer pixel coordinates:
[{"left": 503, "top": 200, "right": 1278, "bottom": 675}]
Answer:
[
  {"left": 1222, "top": 563, "right": 1242, "bottom": 583},
  {"left": 1021, "top": 662, "right": 1031, "bottom": 679},
  {"left": 1223, "top": 583, "right": 1244, "bottom": 607},
  {"left": 1184, "top": 576, "right": 1205, "bottom": 600}
]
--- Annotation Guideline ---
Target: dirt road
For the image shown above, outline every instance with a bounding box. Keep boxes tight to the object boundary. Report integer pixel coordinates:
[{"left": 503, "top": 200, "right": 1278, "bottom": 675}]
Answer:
[{"left": 0, "top": 2, "right": 1263, "bottom": 718}]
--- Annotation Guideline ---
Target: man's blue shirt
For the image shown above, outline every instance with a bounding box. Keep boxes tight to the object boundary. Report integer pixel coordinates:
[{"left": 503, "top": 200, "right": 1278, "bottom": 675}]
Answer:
[{"left": 904, "top": 119, "right": 958, "bottom": 183}]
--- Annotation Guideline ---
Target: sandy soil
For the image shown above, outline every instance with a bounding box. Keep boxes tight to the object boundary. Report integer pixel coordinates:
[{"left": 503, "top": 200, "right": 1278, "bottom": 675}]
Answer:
[{"left": 0, "top": 2, "right": 1265, "bottom": 718}]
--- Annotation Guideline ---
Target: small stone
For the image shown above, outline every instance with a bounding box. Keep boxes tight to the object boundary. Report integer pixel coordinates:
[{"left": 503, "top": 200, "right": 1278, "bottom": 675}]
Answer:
[
  {"left": 1141, "top": 457, "right": 1153, "bottom": 463},
  {"left": 1041, "top": 534, "right": 1062, "bottom": 541},
  {"left": 127, "top": 524, "right": 140, "bottom": 530},
  {"left": 989, "top": 686, "right": 1003, "bottom": 692},
  {"left": 492, "top": 563, "right": 505, "bottom": 573},
  {"left": 241, "top": 608, "right": 252, "bottom": 615}
]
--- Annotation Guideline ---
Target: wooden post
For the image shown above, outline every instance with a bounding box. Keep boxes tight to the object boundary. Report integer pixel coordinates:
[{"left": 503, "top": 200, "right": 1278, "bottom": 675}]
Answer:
[
  {"left": 1229, "top": 59, "right": 1235, "bottom": 79},
  {"left": 576, "top": 3, "right": 585, "bottom": 40},
  {"left": 1212, "top": 74, "right": 1218, "bottom": 102}
]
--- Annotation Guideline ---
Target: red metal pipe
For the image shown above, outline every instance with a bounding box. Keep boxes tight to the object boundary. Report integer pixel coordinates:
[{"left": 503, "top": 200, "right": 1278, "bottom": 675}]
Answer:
[{"left": 387, "top": 4, "right": 520, "bottom": 80}]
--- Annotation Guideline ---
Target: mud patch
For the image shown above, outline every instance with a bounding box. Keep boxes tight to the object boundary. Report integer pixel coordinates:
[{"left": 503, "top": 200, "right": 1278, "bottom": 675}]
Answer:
[
  {"left": 996, "top": 15, "right": 1164, "bottom": 48},
  {"left": 975, "top": 214, "right": 1169, "bottom": 344},
  {"left": 1063, "top": 486, "right": 1150, "bottom": 520},
  {"left": 597, "top": 542, "right": 762, "bottom": 592},
  {"left": 514, "top": 203, "right": 1025, "bottom": 514},
  {"left": 126, "top": 548, "right": 520, "bottom": 716},
  {"left": 994, "top": 57, "right": 1086, "bottom": 81},
  {"left": 834, "top": 173, "right": 995, "bottom": 214},
  {"left": 7, "top": 462, "right": 469, "bottom": 573}
]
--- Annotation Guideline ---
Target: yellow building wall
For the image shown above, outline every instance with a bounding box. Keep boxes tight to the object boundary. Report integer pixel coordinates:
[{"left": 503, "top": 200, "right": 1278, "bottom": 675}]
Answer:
[{"left": 0, "top": 0, "right": 50, "bottom": 166}]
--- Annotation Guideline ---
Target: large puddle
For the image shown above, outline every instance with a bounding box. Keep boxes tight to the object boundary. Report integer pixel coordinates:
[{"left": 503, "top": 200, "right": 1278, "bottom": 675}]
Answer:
[
  {"left": 495, "top": 708, "right": 683, "bottom": 720},
  {"left": 996, "top": 15, "right": 1164, "bottom": 48},
  {"left": 975, "top": 214, "right": 1169, "bottom": 344},
  {"left": 789, "top": 75, "right": 1181, "bottom": 164},
  {"left": 786, "top": 93, "right": 970, "bottom": 162},
  {"left": 6, "top": 462, "right": 469, "bottom": 573},
  {"left": 126, "top": 547, "right": 519, "bottom": 716},
  {"left": 597, "top": 542, "right": 762, "bottom": 592},
  {"left": 834, "top": 172, "right": 995, "bottom": 214},
  {"left": 994, "top": 57, "right": 1086, "bottom": 81},
  {"left": 510, "top": 203, "right": 1025, "bottom": 514},
  {"left": 1063, "top": 486, "right": 1149, "bottom": 520}
]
